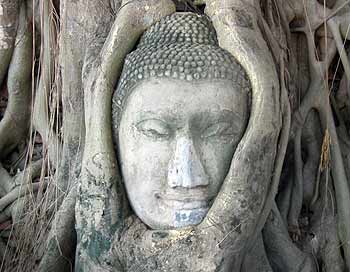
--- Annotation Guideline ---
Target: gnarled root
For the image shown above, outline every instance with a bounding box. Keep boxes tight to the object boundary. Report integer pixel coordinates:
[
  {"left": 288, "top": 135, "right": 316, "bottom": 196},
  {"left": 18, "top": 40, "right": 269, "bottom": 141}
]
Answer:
[
  {"left": 0, "top": 159, "right": 43, "bottom": 225},
  {"left": 0, "top": 2, "right": 32, "bottom": 159}
]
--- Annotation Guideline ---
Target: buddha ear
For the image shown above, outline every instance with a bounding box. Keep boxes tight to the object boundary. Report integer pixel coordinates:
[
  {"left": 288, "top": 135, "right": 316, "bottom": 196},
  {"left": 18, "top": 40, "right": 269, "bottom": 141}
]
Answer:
[{"left": 202, "top": 0, "right": 289, "bottom": 263}]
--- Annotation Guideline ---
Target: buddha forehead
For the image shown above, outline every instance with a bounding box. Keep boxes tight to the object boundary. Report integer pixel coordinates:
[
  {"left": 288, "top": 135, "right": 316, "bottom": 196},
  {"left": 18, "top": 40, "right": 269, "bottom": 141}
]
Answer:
[{"left": 124, "top": 78, "right": 247, "bottom": 121}]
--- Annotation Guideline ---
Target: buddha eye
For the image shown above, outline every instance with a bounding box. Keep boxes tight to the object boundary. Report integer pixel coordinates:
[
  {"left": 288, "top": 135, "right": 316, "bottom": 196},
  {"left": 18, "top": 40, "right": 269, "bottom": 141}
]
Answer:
[
  {"left": 135, "top": 119, "right": 171, "bottom": 139},
  {"left": 201, "top": 122, "right": 235, "bottom": 139}
]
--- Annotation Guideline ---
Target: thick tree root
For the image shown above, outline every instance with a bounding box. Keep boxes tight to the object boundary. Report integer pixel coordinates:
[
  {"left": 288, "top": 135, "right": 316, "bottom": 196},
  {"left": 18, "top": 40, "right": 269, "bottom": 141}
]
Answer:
[
  {"left": 0, "top": 0, "right": 19, "bottom": 87},
  {"left": 0, "top": 159, "right": 42, "bottom": 224},
  {"left": 0, "top": 182, "right": 46, "bottom": 212},
  {"left": 204, "top": 1, "right": 284, "bottom": 267},
  {"left": 0, "top": 2, "right": 32, "bottom": 158},
  {"left": 263, "top": 203, "right": 317, "bottom": 272},
  {"left": 0, "top": 163, "right": 11, "bottom": 196}
]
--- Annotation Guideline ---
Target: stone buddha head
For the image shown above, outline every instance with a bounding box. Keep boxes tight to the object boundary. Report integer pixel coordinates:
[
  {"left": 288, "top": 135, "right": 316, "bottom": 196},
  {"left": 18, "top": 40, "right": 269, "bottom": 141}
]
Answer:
[{"left": 112, "top": 13, "right": 251, "bottom": 230}]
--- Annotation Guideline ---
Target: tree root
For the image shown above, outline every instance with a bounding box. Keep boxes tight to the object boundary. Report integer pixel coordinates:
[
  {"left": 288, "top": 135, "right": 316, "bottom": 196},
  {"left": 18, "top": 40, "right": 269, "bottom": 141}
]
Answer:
[
  {"left": 200, "top": 1, "right": 287, "bottom": 268},
  {"left": 308, "top": 174, "right": 345, "bottom": 272},
  {"left": 263, "top": 203, "right": 317, "bottom": 272},
  {"left": 276, "top": 168, "right": 294, "bottom": 224},
  {"left": 286, "top": 12, "right": 350, "bottom": 266},
  {"left": 302, "top": 112, "right": 322, "bottom": 208},
  {"left": 33, "top": 0, "right": 62, "bottom": 168},
  {"left": 287, "top": 27, "right": 335, "bottom": 239},
  {"left": 0, "top": 159, "right": 42, "bottom": 226},
  {"left": 38, "top": 185, "right": 76, "bottom": 272},
  {"left": 289, "top": 111, "right": 322, "bottom": 241},
  {"left": 241, "top": 234, "right": 273, "bottom": 271},
  {"left": 0, "top": 181, "right": 47, "bottom": 212},
  {"left": 0, "top": 2, "right": 32, "bottom": 158},
  {"left": 55, "top": 0, "right": 106, "bottom": 201},
  {"left": 0, "top": 0, "right": 19, "bottom": 87},
  {"left": 328, "top": 18, "right": 350, "bottom": 98},
  {"left": 0, "top": 163, "right": 11, "bottom": 196}
]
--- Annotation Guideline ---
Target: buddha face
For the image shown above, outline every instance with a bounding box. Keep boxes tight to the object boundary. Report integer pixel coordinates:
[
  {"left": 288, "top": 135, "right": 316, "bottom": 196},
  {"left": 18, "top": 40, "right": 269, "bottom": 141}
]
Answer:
[{"left": 118, "top": 78, "right": 248, "bottom": 229}]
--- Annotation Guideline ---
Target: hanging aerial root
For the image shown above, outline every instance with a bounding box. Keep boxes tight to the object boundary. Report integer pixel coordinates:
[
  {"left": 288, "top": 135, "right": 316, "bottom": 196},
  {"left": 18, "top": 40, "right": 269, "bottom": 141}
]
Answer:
[
  {"left": 0, "top": 0, "right": 19, "bottom": 87},
  {"left": 309, "top": 173, "right": 345, "bottom": 272},
  {"left": 38, "top": 185, "right": 77, "bottom": 272},
  {"left": 0, "top": 2, "right": 32, "bottom": 159},
  {"left": 328, "top": 18, "right": 350, "bottom": 98},
  {"left": 33, "top": 0, "right": 62, "bottom": 168},
  {"left": 288, "top": 122, "right": 303, "bottom": 240}
]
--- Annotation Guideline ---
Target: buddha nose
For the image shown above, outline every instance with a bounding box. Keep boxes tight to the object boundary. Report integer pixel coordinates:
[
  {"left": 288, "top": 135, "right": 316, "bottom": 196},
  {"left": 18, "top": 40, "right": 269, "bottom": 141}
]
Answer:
[{"left": 167, "top": 136, "right": 209, "bottom": 189}]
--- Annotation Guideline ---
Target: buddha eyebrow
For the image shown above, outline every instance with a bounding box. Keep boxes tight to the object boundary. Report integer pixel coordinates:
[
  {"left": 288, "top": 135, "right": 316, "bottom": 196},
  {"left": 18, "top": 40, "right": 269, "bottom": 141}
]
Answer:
[
  {"left": 134, "top": 110, "right": 178, "bottom": 124},
  {"left": 193, "top": 109, "right": 244, "bottom": 124}
]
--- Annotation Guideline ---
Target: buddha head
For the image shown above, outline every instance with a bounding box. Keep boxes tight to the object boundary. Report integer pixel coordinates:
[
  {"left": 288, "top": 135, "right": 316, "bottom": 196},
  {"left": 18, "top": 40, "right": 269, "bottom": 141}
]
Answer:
[{"left": 112, "top": 13, "right": 251, "bottom": 230}]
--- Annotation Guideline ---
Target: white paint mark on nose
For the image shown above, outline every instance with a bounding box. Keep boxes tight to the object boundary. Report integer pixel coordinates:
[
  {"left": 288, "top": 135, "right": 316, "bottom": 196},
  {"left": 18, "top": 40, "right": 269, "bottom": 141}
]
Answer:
[{"left": 167, "top": 137, "right": 209, "bottom": 188}]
